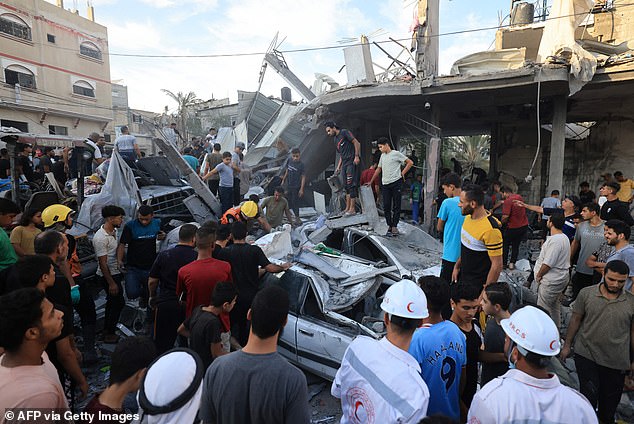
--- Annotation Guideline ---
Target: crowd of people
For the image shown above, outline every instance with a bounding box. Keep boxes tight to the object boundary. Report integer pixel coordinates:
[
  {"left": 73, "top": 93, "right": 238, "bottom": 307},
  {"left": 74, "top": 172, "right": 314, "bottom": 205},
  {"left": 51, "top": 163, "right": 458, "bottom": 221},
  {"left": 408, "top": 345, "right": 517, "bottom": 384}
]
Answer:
[{"left": 0, "top": 120, "right": 633, "bottom": 424}]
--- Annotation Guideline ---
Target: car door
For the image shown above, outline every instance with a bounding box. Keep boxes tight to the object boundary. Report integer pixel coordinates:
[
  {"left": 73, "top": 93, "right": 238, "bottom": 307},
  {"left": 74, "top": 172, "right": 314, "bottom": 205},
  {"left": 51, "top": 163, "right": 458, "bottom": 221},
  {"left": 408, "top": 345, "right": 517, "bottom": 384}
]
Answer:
[
  {"left": 267, "top": 270, "right": 308, "bottom": 366},
  {"left": 296, "top": 283, "right": 356, "bottom": 380}
]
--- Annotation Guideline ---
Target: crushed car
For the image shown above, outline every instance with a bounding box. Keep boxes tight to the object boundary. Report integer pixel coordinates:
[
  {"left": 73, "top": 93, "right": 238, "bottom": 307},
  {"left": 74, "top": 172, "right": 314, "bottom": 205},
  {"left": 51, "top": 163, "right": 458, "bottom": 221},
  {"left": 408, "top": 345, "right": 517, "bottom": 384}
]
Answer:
[{"left": 254, "top": 219, "right": 441, "bottom": 380}]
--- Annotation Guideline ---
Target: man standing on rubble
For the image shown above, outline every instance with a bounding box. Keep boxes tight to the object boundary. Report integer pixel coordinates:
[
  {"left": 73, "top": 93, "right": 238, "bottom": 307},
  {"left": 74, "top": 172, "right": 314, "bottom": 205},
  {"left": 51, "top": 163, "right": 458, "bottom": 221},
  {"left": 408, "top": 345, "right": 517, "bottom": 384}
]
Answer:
[
  {"left": 325, "top": 121, "right": 362, "bottom": 216},
  {"left": 366, "top": 137, "right": 414, "bottom": 236},
  {"left": 332, "top": 279, "right": 430, "bottom": 423},
  {"left": 115, "top": 125, "right": 140, "bottom": 163},
  {"left": 232, "top": 142, "right": 245, "bottom": 206},
  {"left": 281, "top": 147, "right": 306, "bottom": 225}
]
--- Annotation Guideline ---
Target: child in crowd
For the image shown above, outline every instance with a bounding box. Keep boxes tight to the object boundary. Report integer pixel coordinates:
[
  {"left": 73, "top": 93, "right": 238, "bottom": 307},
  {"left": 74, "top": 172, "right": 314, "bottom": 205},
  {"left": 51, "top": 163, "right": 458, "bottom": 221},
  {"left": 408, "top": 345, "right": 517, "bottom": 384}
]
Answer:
[
  {"left": 479, "top": 282, "right": 512, "bottom": 386},
  {"left": 10, "top": 208, "right": 42, "bottom": 256},
  {"left": 411, "top": 174, "right": 423, "bottom": 225},
  {"left": 450, "top": 283, "right": 482, "bottom": 418},
  {"left": 178, "top": 282, "right": 238, "bottom": 370}
]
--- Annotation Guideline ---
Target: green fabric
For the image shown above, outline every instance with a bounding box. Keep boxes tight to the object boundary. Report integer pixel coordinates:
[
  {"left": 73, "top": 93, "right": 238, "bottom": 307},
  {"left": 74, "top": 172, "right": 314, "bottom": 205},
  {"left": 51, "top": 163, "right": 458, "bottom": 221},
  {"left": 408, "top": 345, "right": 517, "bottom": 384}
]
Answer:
[
  {"left": 411, "top": 182, "right": 423, "bottom": 202},
  {"left": 0, "top": 229, "right": 17, "bottom": 271}
]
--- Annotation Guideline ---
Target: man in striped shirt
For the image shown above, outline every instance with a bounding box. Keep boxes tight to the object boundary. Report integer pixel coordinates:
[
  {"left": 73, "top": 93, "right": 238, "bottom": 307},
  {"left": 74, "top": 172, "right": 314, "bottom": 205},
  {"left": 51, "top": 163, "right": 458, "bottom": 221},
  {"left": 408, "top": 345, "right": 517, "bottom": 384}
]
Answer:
[{"left": 452, "top": 184, "right": 503, "bottom": 288}]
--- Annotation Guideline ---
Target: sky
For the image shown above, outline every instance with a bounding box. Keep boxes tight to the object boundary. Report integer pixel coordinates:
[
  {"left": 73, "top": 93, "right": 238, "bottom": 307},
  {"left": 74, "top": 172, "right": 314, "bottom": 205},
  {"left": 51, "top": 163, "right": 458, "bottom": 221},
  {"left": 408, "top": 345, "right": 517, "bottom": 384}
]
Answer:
[{"left": 45, "top": 0, "right": 528, "bottom": 114}]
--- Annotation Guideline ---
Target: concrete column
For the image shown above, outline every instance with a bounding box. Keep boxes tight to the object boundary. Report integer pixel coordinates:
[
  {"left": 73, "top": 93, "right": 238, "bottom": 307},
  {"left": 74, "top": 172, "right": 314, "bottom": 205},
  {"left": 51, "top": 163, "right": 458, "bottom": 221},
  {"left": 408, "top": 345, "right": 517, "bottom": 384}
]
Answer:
[
  {"left": 423, "top": 136, "right": 440, "bottom": 233},
  {"left": 416, "top": 0, "right": 439, "bottom": 78},
  {"left": 547, "top": 96, "right": 567, "bottom": 193}
]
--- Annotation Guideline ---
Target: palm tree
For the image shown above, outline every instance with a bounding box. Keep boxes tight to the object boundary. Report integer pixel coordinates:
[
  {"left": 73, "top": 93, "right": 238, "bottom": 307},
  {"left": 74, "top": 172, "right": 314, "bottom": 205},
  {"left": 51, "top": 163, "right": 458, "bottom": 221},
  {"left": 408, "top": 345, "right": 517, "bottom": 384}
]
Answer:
[
  {"left": 161, "top": 89, "right": 198, "bottom": 147},
  {"left": 442, "top": 135, "right": 490, "bottom": 176}
]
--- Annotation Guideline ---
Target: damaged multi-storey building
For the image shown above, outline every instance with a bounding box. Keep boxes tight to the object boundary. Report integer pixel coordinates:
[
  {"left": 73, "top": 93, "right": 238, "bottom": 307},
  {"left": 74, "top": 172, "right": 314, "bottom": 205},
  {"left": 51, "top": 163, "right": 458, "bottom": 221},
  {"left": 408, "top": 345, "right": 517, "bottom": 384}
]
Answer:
[{"left": 209, "top": 0, "right": 634, "bottom": 232}]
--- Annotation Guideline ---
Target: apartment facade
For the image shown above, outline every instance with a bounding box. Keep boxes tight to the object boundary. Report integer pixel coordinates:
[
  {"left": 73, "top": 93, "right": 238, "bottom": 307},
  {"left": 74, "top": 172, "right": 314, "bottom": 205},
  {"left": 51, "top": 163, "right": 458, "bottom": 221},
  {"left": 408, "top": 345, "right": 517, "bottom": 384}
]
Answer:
[{"left": 0, "top": 0, "right": 111, "bottom": 138}]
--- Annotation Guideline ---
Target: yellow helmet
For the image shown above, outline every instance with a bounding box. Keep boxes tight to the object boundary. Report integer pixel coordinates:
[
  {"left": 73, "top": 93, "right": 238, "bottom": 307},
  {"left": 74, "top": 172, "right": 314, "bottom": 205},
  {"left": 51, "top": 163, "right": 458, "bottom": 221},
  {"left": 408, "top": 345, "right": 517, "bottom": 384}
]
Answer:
[
  {"left": 241, "top": 201, "right": 258, "bottom": 219},
  {"left": 42, "top": 204, "right": 73, "bottom": 228}
]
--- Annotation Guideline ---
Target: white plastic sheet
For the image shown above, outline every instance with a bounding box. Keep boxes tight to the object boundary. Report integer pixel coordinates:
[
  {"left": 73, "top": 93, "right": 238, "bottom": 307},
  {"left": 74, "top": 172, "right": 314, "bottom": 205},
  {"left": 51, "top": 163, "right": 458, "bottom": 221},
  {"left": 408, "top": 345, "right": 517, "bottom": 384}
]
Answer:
[
  {"left": 69, "top": 150, "right": 140, "bottom": 235},
  {"left": 536, "top": 0, "right": 597, "bottom": 95}
]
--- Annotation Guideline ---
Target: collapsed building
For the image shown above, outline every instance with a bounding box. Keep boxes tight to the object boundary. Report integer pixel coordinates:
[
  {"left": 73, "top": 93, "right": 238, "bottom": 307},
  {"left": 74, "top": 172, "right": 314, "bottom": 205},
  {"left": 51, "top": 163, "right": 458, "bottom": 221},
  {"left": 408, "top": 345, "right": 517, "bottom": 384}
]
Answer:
[{"left": 205, "top": 0, "right": 634, "bottom": 233}]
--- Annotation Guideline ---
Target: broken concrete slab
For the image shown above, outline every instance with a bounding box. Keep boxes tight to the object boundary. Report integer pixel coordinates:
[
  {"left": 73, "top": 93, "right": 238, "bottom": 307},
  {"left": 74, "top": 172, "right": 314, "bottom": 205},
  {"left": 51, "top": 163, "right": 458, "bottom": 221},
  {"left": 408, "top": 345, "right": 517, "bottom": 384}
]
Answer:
[
  {"left": 326, "top": 214, "right": 369, "bottom": 229},
  {"left": 254, "top": 224, "right": 293, "bottom": 260},
  {"left": 308, "top": 225, "right": 333, "bottom": 244},
  {"left": 295, "top": 249, "right": 351, "bottom": 280},
  {"left": 359, "top": 185, "right": 388, "bottom": 234}
]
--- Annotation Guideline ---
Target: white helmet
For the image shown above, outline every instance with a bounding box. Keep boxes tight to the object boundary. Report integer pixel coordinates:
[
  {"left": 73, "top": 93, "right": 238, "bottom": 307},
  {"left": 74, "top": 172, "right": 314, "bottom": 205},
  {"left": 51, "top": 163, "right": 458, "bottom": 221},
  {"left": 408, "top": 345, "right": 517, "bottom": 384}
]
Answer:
[
  {"left": 380, "top": 279, "right": 429, "bottom": 319},
  {"left": 500, "top": 306, "right": 560, "bottom": 356}
]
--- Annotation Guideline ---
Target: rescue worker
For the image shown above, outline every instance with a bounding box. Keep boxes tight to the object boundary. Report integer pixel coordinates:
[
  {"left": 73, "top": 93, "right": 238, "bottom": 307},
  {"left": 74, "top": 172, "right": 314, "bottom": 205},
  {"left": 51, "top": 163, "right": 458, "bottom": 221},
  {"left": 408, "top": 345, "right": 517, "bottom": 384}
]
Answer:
[
  {"left": 220, "top": 200, "right": 271, "bottom": 233},
  {"left": 467, "top": 306, "right": 597, "bottom": 424},
  {"left": 332, "top": 279, "right": 430, "bottom": 423}
]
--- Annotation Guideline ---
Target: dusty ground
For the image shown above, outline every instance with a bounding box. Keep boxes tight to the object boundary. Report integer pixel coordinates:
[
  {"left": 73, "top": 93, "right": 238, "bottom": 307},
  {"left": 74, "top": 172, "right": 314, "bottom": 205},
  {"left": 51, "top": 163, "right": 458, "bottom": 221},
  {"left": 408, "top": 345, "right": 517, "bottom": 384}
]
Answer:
[{"left": 306, "top": 373, "right": 342, "bottom": 423}]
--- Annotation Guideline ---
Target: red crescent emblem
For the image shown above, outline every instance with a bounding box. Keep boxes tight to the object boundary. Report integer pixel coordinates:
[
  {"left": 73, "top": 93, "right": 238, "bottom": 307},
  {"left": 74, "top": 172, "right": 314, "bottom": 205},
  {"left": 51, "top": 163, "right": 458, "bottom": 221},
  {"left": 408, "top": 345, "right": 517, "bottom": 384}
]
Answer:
[
  {"left": 549, "top": 340, "right": 557, "bottom": 350},
  {"left": 354, "top": 401, "right": 364, "bottom": 419},
  {"left": 407, "top": 302, "right": 414, "bottom": 313}
]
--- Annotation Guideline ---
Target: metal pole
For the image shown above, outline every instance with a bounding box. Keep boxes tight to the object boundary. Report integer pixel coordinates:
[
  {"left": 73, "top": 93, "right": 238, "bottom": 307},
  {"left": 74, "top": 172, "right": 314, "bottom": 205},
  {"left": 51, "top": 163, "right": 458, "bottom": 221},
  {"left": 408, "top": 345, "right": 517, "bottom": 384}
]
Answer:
[
  {"left": 5, "top": 140, "right": 20, "bottom": 207},
  {"left": 76, "top": 145, "right": 85, "bottom": 209}
]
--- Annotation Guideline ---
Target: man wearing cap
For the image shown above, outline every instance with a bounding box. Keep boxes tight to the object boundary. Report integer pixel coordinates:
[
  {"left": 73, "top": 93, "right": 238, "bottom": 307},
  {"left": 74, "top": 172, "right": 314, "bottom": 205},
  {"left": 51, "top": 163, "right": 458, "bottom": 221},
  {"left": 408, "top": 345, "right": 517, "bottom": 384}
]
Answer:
[
  {"left": 599, "top": 182, "right": 634, "bottom": 226},
  {"left": 467, "top": 306, "right": 596, "bottom": 424},
  {"left": 515, "top": 195, "right": 581, "bottom": 241},
  {"left": 325, "top": 122, "right": 362, "bottom": 216},
  {"left": 232, "top": 142, "right": 245, "bottom": 206},
  {"left": 332, "top": 279, "right": 430, "bottom": 423}
]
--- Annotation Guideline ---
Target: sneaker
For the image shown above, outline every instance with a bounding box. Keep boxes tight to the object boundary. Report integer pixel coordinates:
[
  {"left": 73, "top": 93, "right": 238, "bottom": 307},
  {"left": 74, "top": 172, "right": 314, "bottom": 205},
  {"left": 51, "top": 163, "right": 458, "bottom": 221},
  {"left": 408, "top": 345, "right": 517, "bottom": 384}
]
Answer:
[{"left": 391, "top": 227, "right": 400, "bottom": 236}]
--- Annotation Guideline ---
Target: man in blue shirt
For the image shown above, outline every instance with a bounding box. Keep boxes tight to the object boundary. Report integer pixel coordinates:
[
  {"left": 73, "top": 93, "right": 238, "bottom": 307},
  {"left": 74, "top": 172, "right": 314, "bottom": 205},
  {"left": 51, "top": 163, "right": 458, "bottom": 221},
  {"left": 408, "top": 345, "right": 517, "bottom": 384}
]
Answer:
[
  {"left": 182, "top": 147, "right": 199, "bottom": 172},
  {"left": 409, "top": 276, "right": 467, "bottom": 421},
  {"left": 437, "top": 173, "right": 465, "bottom": 292},
  {"left": 117, "top": 205, "right": 165, "bottom": 307}
]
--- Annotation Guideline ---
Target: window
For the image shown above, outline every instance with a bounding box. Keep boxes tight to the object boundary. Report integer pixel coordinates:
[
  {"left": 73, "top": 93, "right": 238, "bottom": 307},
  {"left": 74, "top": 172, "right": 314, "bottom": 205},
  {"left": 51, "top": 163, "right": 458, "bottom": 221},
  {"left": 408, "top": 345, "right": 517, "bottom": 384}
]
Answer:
[
  {"left": 4, "top": 66, "right": 35, "bottom": 88},
  {"left": 132, "top": 113, "right": 143, "bottom": 123},
  {"left": 79, "top": 42, "right": 102, "bottom": 60},
  {"left": 48, "top": 125, "right": 68, "bottom": 135},
  {"left": 0, "top": 14, "right": 31, "bottom": 41},
  {"left": 72, "top": 80, "right": 95, "bottom": 98},
  {"left": 0, "top": 119, "right": 28, "bottom": 132},
  {"left": 47, "top": 34, "right": 55, "bottom": 43}
]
